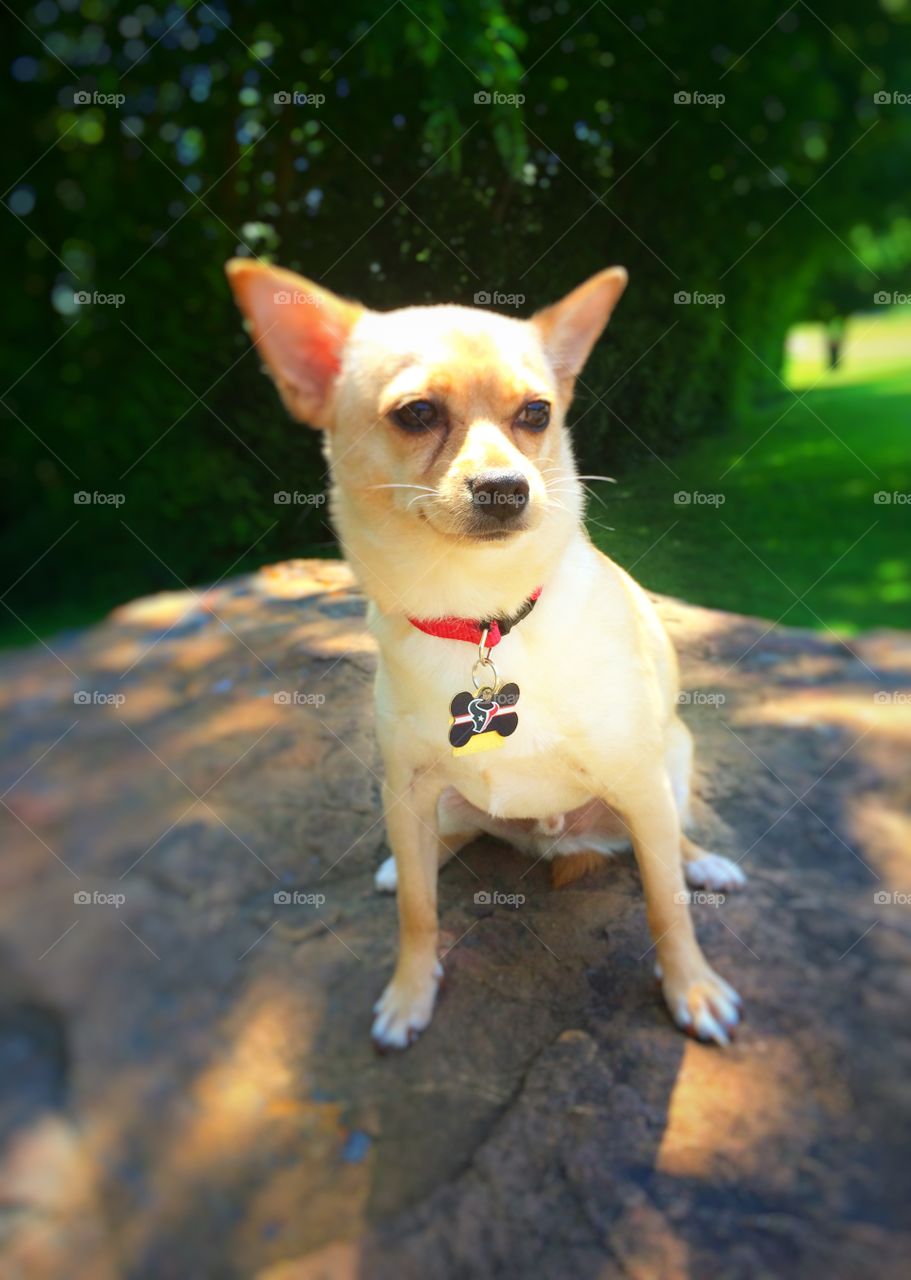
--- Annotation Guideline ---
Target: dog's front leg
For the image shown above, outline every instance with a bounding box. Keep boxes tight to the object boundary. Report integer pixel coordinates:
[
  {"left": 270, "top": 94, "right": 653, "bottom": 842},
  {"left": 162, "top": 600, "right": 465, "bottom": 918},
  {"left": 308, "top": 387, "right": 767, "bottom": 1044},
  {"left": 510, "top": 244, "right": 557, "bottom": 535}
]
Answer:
[
  {"left": 617, "top": 770, "right": 743, "bottom": 1045},
  {"left": 371, "top": 771, "right": 443, "bottom": 1050}
]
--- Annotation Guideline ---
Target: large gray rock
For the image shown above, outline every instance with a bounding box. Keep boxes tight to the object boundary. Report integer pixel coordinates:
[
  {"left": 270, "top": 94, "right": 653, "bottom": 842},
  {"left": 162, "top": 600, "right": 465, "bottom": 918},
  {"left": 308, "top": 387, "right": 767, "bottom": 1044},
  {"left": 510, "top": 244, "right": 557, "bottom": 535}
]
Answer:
[{"left": 0, "top": 559, "right": 909, "bottom": 1278}]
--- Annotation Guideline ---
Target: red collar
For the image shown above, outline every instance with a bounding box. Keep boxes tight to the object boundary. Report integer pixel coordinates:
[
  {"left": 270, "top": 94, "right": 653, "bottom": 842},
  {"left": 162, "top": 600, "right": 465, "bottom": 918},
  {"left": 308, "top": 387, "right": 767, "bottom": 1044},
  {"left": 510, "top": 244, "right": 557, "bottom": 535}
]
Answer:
[{"left": 408, "top": 587, "right": 542, "bottom": 648}]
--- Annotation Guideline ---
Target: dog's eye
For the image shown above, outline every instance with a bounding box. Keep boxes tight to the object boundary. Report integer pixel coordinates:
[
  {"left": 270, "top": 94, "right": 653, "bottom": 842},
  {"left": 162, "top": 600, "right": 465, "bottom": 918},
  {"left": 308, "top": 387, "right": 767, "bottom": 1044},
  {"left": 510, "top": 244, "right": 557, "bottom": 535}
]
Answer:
[
  {"left": 516, "top": 400, "right": 551, "bottom": 431},
  {"left": 392, "top": 400, "right": 439, "bottom": 432}
]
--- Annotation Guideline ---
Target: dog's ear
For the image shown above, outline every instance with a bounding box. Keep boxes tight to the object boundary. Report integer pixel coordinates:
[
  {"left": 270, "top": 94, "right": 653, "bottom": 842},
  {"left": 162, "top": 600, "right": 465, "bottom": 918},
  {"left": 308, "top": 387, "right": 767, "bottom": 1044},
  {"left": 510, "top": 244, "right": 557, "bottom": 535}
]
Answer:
[
  {"left": 225, "top": 260, "right": 364, "bottom": 429},
  {"left": 532, "top": 267, "right": 628, "bottom": 384}
]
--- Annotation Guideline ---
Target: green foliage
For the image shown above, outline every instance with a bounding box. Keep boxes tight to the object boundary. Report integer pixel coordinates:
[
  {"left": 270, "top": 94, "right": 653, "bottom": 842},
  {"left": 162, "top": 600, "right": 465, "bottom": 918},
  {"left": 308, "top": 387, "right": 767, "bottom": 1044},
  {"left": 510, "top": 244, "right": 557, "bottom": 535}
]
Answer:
[{"left": 2, "top": 0, "right": 910, "bottom": 638}]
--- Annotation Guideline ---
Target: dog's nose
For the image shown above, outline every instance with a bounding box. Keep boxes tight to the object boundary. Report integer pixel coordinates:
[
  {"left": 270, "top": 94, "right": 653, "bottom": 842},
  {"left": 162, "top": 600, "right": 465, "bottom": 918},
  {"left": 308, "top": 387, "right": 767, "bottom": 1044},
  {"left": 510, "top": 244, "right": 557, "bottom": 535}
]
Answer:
[{"left": 467, "top": 471, "right": 530, "bottom": 521}]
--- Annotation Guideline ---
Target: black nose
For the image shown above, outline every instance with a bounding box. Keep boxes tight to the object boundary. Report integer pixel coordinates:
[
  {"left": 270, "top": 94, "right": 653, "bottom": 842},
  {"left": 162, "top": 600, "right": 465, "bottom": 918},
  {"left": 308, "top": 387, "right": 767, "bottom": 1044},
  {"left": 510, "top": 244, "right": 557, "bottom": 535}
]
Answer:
[{"left": 467, "top": 471, "right": 530, "bottom": 521}]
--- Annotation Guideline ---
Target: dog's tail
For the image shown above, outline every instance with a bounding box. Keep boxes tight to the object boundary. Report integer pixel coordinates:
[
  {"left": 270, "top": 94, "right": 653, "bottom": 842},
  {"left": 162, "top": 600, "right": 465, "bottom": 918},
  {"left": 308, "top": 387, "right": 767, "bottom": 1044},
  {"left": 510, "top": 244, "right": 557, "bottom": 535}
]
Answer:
[{"left": 550, "top": 851, "right": 605, "bottom": 889}]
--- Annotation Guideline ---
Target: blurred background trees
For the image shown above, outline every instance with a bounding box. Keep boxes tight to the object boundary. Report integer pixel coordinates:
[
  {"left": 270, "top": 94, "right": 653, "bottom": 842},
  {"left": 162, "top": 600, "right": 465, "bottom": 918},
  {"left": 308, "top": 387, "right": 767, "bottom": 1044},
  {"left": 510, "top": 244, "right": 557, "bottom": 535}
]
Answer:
[{"left": 2, "top": 0, "right": 910, "bottom": 634}]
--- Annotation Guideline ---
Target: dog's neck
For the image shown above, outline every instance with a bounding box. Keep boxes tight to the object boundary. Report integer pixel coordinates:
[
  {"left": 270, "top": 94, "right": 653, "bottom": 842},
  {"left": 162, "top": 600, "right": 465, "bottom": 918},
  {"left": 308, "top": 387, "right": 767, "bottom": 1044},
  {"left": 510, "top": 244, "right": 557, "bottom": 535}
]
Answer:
[{"left": 330, "top": 489, "right": 581, "bottom": 621}]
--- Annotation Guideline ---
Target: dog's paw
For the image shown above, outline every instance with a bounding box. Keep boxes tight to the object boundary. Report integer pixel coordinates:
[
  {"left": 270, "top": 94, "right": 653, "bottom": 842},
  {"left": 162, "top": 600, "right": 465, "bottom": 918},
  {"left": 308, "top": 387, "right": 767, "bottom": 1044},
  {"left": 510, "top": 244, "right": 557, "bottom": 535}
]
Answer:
[
  {"left": 661, "top": 963, "right": 743, "bottom": 1046},
  {"left": 373, "top": 855, "right": 398, "bottom": 894},
  {"left": 685, "top": 852, "right": 747, "bottom": 893},
  {"left": 371, "top": 959, "right": 443, "bottom": 1050}
]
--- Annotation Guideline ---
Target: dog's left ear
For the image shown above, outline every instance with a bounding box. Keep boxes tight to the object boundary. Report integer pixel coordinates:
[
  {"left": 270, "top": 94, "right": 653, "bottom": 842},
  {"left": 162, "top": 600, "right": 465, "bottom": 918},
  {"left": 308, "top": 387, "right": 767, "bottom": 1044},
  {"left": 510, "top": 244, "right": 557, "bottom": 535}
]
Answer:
[
  {"left": 532, "top": 267, "right": 628, "bottom": 384},
  {"left": 225, "top": 259, "right": 364, "bottom": 429}
]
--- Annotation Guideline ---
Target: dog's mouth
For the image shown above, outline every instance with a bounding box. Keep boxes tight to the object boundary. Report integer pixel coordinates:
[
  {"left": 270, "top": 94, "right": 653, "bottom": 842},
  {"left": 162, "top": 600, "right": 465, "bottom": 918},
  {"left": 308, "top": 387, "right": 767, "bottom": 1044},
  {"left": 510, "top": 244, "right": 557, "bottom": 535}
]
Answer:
[
  {"left": 466, "top": 527, "right": 520, "bottom": 542},
  {"left": 413, "top": 499, "right": 532, "bottom": 542},
  {"left": 446, "top": 508, "right": 533, "bottom": 543}
]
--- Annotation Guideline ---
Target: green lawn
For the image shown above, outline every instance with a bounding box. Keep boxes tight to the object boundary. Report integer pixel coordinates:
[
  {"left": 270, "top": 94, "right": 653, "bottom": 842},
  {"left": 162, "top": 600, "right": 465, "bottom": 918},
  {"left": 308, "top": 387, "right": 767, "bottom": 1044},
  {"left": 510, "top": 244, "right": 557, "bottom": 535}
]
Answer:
[{"left": 590, "top": 309, "right": 911, "bottom": 633}]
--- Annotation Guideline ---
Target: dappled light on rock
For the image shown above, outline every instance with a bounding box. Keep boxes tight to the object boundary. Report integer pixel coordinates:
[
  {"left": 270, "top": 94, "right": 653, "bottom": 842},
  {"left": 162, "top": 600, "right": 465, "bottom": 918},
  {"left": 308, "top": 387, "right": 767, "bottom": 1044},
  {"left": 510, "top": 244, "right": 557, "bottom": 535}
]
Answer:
[{"left": 0, "top": 560, "right": 909, "bottom": 1275}]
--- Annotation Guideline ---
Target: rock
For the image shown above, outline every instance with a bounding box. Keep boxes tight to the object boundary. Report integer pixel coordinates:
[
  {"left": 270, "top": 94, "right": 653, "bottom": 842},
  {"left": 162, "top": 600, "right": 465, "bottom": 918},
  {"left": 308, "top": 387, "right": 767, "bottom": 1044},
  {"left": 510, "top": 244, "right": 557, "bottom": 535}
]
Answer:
[{"left": 0, "top": 559, "right": 909, "bottom": 1278}]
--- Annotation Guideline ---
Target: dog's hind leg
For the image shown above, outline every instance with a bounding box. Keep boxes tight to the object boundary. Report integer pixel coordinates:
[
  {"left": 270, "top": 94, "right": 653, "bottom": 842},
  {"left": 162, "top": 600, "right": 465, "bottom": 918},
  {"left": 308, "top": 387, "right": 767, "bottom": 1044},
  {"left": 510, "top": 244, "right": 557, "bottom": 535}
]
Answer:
[
  {"left": 374, "top": 827, "right": 480, "bottom": 893},
  {"left": 375, "top": 786, "right": 482, "bottom": 893},
  {"left": 682, "top": 834, "right": 747, "bottom": 892},
  {"left": 666, "top": 717, "right": 746, "bottom": 892}
]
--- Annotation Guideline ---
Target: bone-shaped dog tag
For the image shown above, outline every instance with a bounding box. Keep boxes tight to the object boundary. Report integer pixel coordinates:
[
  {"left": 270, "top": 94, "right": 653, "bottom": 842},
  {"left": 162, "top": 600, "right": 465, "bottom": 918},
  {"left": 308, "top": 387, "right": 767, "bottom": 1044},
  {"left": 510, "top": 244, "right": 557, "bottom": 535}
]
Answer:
[{"left": 448, "top": 683, "right": 520, "bottom": 757}]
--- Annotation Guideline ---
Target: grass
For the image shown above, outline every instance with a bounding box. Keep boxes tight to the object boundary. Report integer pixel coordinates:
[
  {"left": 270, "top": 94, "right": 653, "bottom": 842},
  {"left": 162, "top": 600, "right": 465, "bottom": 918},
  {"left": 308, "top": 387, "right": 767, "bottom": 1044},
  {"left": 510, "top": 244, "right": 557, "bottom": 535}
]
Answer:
[{"left": 589, "top": 308, "right": 911, "bottom": 633}]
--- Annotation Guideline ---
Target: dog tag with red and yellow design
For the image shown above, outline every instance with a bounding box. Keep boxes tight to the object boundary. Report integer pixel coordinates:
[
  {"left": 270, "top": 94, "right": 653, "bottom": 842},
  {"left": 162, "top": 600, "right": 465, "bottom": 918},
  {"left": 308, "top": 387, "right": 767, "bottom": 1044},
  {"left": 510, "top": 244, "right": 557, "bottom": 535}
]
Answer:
[{"left": 448, "top": 682, "right": 520, "bottom": 757}]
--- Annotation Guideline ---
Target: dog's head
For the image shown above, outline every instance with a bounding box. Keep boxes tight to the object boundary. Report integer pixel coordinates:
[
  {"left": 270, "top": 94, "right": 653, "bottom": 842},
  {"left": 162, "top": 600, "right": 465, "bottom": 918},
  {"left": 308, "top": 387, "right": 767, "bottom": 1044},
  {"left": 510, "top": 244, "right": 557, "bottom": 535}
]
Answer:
[{"left": 226, "top": 261, "right": 626, "bottom": 611}]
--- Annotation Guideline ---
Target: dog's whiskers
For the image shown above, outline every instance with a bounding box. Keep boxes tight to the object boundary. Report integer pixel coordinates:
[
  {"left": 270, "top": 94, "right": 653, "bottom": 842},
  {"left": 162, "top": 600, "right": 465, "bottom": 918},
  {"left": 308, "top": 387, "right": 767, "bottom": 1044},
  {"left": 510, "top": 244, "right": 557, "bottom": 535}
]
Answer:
[
  {"left": 406, "top": 492, "right": 438, "bottom": 510},
  {"left": 365, "top": 483, "right": 436, "bottom": 494}
]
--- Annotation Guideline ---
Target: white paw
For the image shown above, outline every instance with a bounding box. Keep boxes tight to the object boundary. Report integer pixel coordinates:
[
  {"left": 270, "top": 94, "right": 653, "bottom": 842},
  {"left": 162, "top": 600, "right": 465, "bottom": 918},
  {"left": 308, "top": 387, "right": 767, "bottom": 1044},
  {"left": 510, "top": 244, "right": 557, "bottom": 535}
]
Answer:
[
  {"left": 662, "top": 964, "right": 743, "bottom": 1046},
  {"left": 374, "top": 855, "right": 398, "bottom": 894},
  {"left": 685, "top": 852, "right": 747, "bottom": 892},
  {"left": 371, "top": 960, "right": 443, "bottom": 1050}
]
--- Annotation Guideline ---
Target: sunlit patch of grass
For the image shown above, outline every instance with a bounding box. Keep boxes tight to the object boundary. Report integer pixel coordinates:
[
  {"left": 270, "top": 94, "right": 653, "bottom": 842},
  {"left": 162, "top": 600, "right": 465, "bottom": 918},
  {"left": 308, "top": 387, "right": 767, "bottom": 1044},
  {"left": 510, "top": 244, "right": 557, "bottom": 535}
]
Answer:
[{"left": 589, "top": 309, "right": 911, "bottom": 633}]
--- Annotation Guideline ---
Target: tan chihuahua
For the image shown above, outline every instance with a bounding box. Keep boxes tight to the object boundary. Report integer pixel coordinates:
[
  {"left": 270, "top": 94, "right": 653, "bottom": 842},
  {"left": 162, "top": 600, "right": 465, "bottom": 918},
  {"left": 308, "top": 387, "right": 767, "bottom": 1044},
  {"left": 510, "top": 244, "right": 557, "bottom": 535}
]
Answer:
[{"left": 226, "top": 259, "right": 746, "bottom": 1049}]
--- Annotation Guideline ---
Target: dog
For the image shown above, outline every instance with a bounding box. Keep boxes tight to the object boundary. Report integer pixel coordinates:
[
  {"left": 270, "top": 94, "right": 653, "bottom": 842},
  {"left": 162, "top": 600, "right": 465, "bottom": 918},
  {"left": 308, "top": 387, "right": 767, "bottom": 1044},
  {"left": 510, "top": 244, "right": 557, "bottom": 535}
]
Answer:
[{"left": 226, "top": 259, "right": 746, "bottom": 1049}]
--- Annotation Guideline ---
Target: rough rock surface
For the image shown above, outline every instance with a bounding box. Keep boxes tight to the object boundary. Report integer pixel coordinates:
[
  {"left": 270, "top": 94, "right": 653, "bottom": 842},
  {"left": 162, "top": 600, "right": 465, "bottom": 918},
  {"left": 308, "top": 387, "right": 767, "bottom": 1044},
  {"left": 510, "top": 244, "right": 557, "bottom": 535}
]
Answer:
[{"left": 0, "top": 558, "right": 909, "bottom": 1279}]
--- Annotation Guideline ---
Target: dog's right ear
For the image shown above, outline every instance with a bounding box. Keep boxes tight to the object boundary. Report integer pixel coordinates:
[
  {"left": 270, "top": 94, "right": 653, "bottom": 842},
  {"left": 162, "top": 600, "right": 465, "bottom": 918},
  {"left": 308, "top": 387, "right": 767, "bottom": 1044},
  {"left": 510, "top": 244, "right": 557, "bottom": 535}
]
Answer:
[
  {"left": 532, "top": 267, "right": 628, "bottom": 389},
  {"left": 225, "top": 260, "right": 364, "bottom": 429}
]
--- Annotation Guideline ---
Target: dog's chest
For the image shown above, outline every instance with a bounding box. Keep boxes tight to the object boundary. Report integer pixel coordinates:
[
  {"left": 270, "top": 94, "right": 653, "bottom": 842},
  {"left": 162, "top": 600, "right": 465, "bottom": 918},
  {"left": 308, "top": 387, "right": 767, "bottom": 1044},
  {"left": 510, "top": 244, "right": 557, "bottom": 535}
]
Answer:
[
  {"left": 451, "top": 748, "right": 594, "bottom": 820},
  {"left": 415, "top": 650, "right": 600, "bottom": 818}
]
